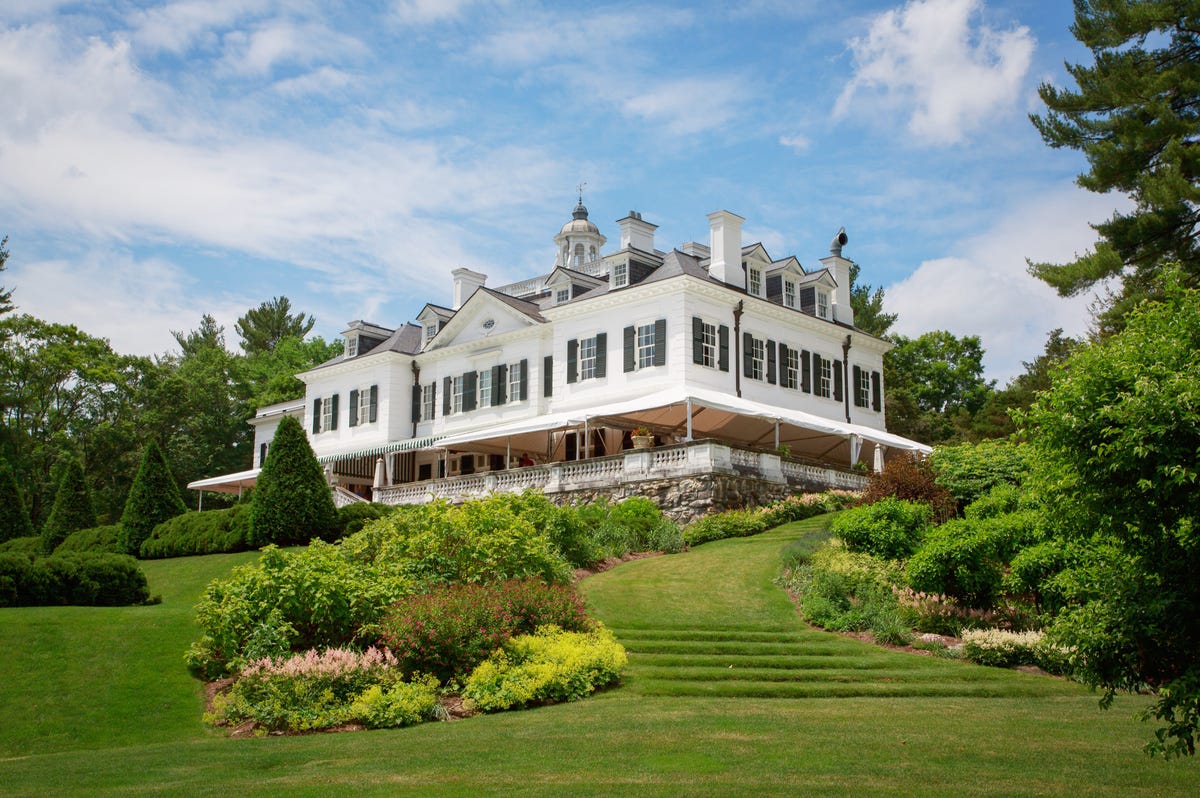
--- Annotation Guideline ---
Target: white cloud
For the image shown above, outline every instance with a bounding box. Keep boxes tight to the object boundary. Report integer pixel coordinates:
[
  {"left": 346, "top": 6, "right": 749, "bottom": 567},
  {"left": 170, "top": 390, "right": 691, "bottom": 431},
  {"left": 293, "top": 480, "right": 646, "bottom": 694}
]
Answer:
[
  {"left": 835, "top": 0, "right": 1034, "bottom": 145},
  {"left": 393, "top": 0, "right": 485, "bottom": 25},
  {"left": 886, "top": 186, "right": 1130, "bottom": 383},
  {"left": 128, "top": 0, "right": 272, "bottom": 54},
  {"left": 273, "top": 66, "right": 355, "bottom": 96},
  {"left": 220, "top": 19, "right": 367, "bottom": 76},
  {"left": 620, "top": 77, "right": 745, "bottom": 136},
  {"left": 779, "top": 134, "right": 811, "bottom": 153}
]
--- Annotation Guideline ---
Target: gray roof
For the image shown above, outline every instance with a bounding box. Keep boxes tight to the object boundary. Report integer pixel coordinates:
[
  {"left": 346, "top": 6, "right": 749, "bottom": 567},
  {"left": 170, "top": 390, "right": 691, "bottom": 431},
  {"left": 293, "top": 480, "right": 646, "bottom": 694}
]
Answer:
[{"left": 480, "top": 287, "right": 547, "bottom": 322}]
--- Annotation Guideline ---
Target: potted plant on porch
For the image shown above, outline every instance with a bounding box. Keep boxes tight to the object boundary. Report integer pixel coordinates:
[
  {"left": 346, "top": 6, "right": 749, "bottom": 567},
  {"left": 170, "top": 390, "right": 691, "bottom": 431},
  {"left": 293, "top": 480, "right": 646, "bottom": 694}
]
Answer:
[{"left": 631, "top": 427, "right": 655, "bottom": 449}]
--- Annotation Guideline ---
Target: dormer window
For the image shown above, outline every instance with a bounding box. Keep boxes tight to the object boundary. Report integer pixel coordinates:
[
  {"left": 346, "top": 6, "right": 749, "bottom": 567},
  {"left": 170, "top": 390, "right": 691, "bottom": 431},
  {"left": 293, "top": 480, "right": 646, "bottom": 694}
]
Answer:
[
  {"left": 817, "top": 290, "right": 830, "bottom": 320},
  {"left": 784, "top": 280, "right": 796, "bottom": 309},
  {"left": 612, "top": 262, "right": 628, "bottom": 288},
  {"left": 345, "top": 336, "right": 358, "bottom": 358},
  {"left": 556, "top": 287, "right": 571, "bottom": 304},
  {"left": 425, "top": 322, "right": 438, "bottom": 343},
  {"left": 748, "top": 267, "right": 763, "bottom": 297}
]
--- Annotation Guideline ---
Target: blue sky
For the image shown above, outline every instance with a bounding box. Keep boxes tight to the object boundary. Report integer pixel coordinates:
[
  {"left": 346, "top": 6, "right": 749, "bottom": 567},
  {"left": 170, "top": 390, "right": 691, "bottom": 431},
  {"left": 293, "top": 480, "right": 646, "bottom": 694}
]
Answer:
[{"left": 1, "top": 0, "right": 1123, "bottom": 382}]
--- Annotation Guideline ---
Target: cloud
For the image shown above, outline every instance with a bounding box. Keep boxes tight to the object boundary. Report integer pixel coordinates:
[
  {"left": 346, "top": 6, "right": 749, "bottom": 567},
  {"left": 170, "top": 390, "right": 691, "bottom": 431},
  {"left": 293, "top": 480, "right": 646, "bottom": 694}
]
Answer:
[
  {"left": 273, "top": 66, "right": 355, "bottom": 97},
  {"left": 886, "top": 186, "right": 1131, "bottom": 383},
  {"left": 392, "top": 0, "right": 486, "bottom": 25},
  {"left": 779, "top": 134, "right": 811, "bottom": 153},
  {"left": 620, "top": 77, "right": 745, "bottom": 136},
  {"left": 835, "top": 0, "right": 1034, "bottom": 145},
  {"left": 128, "top": 0, "right": 272, "bottom": 54},
  {"left": 220, "top": 19, "right": 368, "bottom": 76}
]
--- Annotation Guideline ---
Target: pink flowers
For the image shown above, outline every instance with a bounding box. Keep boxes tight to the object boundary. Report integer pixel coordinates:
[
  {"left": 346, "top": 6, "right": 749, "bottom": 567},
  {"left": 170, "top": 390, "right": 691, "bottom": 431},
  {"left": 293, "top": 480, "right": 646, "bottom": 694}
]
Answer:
[{"left": 242, "top": 646, "right": 398, "bottom": 679}]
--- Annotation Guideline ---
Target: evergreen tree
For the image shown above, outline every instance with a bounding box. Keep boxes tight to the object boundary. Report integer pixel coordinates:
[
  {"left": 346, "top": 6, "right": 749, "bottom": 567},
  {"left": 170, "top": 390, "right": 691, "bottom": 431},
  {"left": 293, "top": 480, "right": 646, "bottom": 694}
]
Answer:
[
  {"left": 849, "top": 262, "right": 897, "bottom": 338},
  {"left": 0, "top": 235, "right": 14, "bottom": 316},
  {"left": 235, "top": 296, "right": 316, "bottom": 354},
  {"left": 119, "top": 440, "right": 187, "bottom": 556},
  {"left": 41, "top": 454, "right": 96, "bottom": 553},
  {"left": 0, "top": 455, "right": 34, "bottom": 542},
  {"left": 249, "top": 415, "right": 337, "bottom": 546},
  {"left": 1029, "top": 0, "right": 1200, "bottom": 330}
]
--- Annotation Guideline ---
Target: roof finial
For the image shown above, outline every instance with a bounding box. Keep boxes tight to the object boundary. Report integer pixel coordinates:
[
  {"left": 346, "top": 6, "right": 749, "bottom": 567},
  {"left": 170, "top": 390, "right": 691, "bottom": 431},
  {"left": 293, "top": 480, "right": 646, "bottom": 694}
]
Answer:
[
  {"left": 576, "top": 181, "right": 587, "bottom": 205},
  {"left": 572, "top": 182, "right": 589, "bottom": 220}
]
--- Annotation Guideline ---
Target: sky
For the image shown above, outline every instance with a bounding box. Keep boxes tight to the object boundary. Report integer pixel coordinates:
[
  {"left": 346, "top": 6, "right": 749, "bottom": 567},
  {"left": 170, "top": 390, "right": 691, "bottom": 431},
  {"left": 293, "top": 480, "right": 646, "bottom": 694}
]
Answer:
[{"left": 1, "top": 0, "right": 1123, "bottom": 383}]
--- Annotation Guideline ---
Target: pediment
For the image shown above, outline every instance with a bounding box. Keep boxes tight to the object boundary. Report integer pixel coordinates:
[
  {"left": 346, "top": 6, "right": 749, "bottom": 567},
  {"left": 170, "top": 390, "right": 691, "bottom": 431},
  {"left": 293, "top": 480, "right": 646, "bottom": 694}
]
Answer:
[{"left": 423, "top": 290, "right": 543, "bottom": 350}]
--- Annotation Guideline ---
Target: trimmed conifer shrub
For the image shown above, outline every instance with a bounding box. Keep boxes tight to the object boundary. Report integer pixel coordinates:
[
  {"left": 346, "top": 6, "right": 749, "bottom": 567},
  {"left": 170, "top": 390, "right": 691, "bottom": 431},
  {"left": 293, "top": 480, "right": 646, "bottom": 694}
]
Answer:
[
  {"left": 0, "top": 456, "right": 34, "bottom": 543},
  {"left": 41, "top": 455, "right": 96, "bottom": 554},
  {"left": 250, "top": 415, "right": 338, "bottom": 546},
  {"left": 119, "top": 440, "right": 187, "bottom": 556}
]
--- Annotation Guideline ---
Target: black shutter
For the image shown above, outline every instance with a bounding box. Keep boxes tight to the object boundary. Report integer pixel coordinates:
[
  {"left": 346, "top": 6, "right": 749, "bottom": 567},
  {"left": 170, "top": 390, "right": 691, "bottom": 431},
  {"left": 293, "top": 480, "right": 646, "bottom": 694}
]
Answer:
[
  {"left": 766, "top": 339, "right": 777, "bottom": 384},
  {"left": 779, "top": 343, "right": 790, "bottom": 387},
  {"left": 430, "top": 383, "right": 436, "bottom": 419},
  {"left": 743, "top": 332, "right": 753, "bottom": 377},
  {"left": 543, "top": 355, "right": 553, "bottom": 397},
  {"left": 519, "top": 359, "right": 528, "bottom": 400},
  {"left": 369, "top": 385, "right": 378, "bottom": 423},
  {"left": 411, "top": 384, "right": 421, "bottom": 422},
  {"left": 596, "top": 332, "right": 607, "bottom": 378},
  {"left": 349, "top": 389, "right": 359, "bottom": 427},
  {"left": 329, "top": 394, "right": 339, "bottom": 430},
  {"left": 852, "top": 365, "right": 863, "bottom": 407},
  {"left": 692, "top": 316, "right": 704, "bottom": 364},
  {"left": 259, "top": 442, "right": 267, "bottom": 466},
  {"left": 623, "top": 325, "right": 636, "bottom": 372},
  {"left": 463, "top": 371, "right": 477, "bottom": 412},
  {"left": 833, "top": 360, "right": 844, "bottom": 402},
  {"left": 495, "top": 364, "right": 507, "bottom": 405},
  {"left": 718, "top": 325, "right": 729, "bottom": 372},
  {"left": 442, "top": 376, "right": 451, "bottom": 416},
  {"left": 312, "top": 398, "right": 321, "bottom": 433},
  {"left": 654, "top": 318, "right": 666, "bottom": 367},
  {"left": 801, "top": 349, "right": 811, "bottom": 393},
  {"left": 567, "top": 338, "right": 578, "bottom": 383},
  {"left": 872, "top": 370, "right": 882, "bottom": 411},
  {"left": 812, "top": 352, "right": 822, "bottom": 394}
]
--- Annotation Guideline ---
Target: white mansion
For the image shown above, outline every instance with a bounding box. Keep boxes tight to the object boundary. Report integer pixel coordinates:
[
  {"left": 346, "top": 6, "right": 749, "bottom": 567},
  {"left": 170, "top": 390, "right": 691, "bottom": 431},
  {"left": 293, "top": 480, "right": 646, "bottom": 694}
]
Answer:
[{"left": 191, "top": 201, "right": 929, "bottom": 514}]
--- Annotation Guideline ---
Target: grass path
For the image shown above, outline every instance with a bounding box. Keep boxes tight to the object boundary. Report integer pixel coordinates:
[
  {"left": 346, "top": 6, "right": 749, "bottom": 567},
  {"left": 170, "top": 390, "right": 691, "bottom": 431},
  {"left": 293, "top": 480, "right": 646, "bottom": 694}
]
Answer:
[{"left": 0, "top": 518, "right": 1196, "bottom": 796}]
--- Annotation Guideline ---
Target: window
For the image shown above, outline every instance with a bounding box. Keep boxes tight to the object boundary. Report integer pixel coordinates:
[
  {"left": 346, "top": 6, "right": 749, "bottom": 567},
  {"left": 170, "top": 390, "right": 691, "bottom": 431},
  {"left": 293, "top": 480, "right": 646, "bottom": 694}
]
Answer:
[
  {"left": 749, "top": 338, "right": 765, "bottom": 380},
  {"left": 424, "top": 322, "right": 438, "bottom": 343},
  {"left": 784, "top": 280, "right": 796, "bottom": 309},
  {"left": 321, "top": 395, "right": 335, "bottom": 431},
  {"left": 556, "top": 288, "right": 570, "bottom": 304},
  {"left": 817, "top": 290, "right": 830, "bottom": 320},
  {"left": 580, "top": 337, "right": 598, "bottom": 380},
  {"left": 358, "top": 388, "right": 372, "bottom": 423},
  {"left": 508, "top": 361, "right": 523, "bottom": 402},
  {"left": 818, "top": 356, "right": 832, "bottom": 398},
  {"left": 345, "top": 336, "right": 358, "bottom": 358},
  {"left": 612, "top": 261, "right": 628, "bottom": 288},
  {"left": 855, "top": 366, "right": 871, "bottom": 408},
  {"left": 421, "top": 383, "right": 435, "bottom": 421},
  {"left": 573, "top": 243, "right": 584, "bottom": 266},
  {"left": 784, "top": 348, "right": 799, "bottom": 389},
  {"left": 700, "top": 322, "right": 716, "bottom": 367},
  {"left": 349, "top": 385, "right": 377, "bottom": 426},
  {"left": 588, "top": 246, "right": 597, "bottom": 262},
  {"left": 637, "top": 323, "right": 656, "bottom": 369},
  {"left": 748, "top": 267, "right": 762, "bottom": 297},
  {"left": 451, "top": 375, "right": 465, "bottom": 414},
  {"left": 478, "top": 369, "right": 492, "bottom": 409}
]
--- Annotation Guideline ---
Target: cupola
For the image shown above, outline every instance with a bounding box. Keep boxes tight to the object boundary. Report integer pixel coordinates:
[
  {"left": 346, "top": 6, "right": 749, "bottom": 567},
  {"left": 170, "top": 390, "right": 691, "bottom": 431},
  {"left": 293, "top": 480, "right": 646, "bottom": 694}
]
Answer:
[{"left": 554, "top": 191, "right": 607, "bottom": 272}]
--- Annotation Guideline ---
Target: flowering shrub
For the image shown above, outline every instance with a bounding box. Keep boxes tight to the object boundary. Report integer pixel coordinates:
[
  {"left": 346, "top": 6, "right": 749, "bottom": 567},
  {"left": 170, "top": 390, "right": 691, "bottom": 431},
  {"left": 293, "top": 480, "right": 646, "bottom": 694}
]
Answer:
[
  {"left": 960, "top": 628, "right": 1047, "bottom": 669},
  {"left": 379, "top": 578, "right": 592, "bottom": 683},
  {"left": 759, "top": 491, "right": 857, "bottom": 529},
  {"left": 207, "top": 646, "right": 440, "bottom": 732},
  {"left": 892, "top": 587, "right": 1003, "bottom": 636},
  {"left": 462, "top": 625, "right": 627, "bottom": 712},
  {"left": 685, "top": 492, "right": 855, "bottom": 548},
  {"left": 831, "top": 498, "right": 932, "bottom": 560}
]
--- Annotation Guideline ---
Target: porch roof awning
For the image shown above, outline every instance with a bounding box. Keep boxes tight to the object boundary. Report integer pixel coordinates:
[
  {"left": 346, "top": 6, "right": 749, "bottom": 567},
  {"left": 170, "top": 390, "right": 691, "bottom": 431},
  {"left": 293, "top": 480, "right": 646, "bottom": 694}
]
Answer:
[
  {"left": 314, "top": 435, "right": 445, "bottom": 465},
  {"left": 187, "top": 468, "right": 261, "bottom": 494}
]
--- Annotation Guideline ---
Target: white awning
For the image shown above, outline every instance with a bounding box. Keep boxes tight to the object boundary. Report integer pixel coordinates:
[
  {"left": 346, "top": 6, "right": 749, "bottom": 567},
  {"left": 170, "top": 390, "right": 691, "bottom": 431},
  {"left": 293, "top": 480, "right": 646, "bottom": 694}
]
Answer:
[
  {"left": 187, "top": 468, "right": 260, "bottom": 494},
  {"left": 314, "top": 435, "right": 445, "bottom": 464}
]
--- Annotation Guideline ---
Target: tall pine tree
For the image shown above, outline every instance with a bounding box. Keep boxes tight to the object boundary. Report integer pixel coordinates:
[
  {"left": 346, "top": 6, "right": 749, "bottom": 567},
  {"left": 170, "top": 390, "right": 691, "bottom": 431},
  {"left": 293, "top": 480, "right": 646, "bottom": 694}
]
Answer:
[
  {"left": 41, "top": 454, "right": 96, "bottom": 553},
  {"left": 119, "top": 440, "right": 187, "bottom": 556},
  {"left": 0, "top": 455, "right": 34, "bottom": 542}
]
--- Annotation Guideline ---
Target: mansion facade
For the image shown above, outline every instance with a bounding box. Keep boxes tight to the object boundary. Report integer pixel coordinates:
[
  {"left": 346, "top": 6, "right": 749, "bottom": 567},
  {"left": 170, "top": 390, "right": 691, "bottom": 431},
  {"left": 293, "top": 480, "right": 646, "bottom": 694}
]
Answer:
[{"left": 192, "top": 202, "right": 929, "bottom": 514}]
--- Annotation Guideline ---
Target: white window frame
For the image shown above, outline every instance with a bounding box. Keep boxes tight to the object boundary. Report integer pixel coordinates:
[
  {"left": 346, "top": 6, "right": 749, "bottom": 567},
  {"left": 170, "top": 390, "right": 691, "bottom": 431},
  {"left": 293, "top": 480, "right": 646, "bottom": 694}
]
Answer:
[
  {"left": 818, "top": 357, "right": 832, "bottom": 398},
  {"left": 612, "top": 261, "right": 628, "bottom": 288},
  {"left": 749, "top": 267, "right": 762, "bottom": 297},
  {"left": 580, "top": 337, "right": 598, "bottom": 380},
  {"left": 451, "top": 375, "right": 464, "bottom": 414},
  {"left": 784, "top": 349, "right": 799, "bottom": 389},
  {"left": 321, "top": 394, "right": 335, "bottom": 432},
  {"left": 749, "top": 338, "right": 765, "bottom": 381},
  {"left": 856, "top": 367, "right": 871, "bottom": 408},
  {"left": 637, "top": 323, "right": 656, "bottom": 369},
  {"left": 555, "top": 287, "right": 570, "bottom": 304},
  {"left": 508, "top": 361, "right": 523, "bottom": 401},
  {"left": 345, "top": 336, "right": 358, "bottom": 358},
  {"left": 701, "top": 321, "right": 716, "bottom": 368},
  {"left": 424, "top": 322, "right": 438, "bottom": 343},
  {"left": 356, "top": 385, "right": 373, "bottom": 424},
  {"left": 784, "top": 280, "right": 796, "bottom": 309},
  {"left": 421, "top": 383, "right": 435, "bottom": 421},
  {"left": 478, "top": 369, "right": 492, "bottom": 409},
  {"left": 817, "top": 290, "right": 830, "bottom": 320}
]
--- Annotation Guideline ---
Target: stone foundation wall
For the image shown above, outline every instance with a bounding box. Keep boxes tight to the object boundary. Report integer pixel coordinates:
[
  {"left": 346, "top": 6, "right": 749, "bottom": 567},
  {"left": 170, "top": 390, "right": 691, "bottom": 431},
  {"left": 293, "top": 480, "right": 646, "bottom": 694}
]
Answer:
[{"left": 553, "top": 473, "right": 804, "bottom": 525}]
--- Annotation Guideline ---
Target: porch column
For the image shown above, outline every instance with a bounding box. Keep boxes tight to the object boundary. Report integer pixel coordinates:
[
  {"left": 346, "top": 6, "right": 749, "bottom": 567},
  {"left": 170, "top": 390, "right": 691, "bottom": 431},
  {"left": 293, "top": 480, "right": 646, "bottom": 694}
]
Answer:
[{"left": 685, "top": 398, "right": 694, "bottom": 441}]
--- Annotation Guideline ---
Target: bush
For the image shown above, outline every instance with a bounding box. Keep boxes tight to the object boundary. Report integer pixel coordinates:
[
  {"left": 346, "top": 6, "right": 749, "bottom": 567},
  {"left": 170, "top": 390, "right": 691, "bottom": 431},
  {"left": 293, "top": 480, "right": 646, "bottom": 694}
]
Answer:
[
  {"left": 1005, "top": 539, "right": 1076, "bottom": 616},
  {"left": 893, "top": 587, "right": 1003, "bottom": 636},
  {"left": 336, "top": 503, "right": 395, "bottom": 539},
  {"left": 960, "top": 628, "right": 1047, "bottom": 669},
  {"left": 0, "top": 536, "right": 42, "bottom": 555},
  {"left": 963, "top": 484, "right": 1023, "bottom": 520},
  {"left": 0, "top": 551, "right": 150, "bottom": 607},
  {"left": 780, "top": 542, "right": 910, "bottom": 643},
  {"left": 379, "top": 578, "right": 592, "bottom": 683},
  {"left": 207, "top": 647, "right": 440, "bottom": 733},
  {"left": 907, "top": 518, "right": 1012, "bottom": 609},
  {"left": 761, "top": 491, "right": 857, "bottom": 529},
  {"left": 861, "top": 455, "right": 956, "bottom": 522},
  {"left": 250, "top": 415, "right": 339, "bottom": 547},
  {"left": 140, "top": 505, "right": 253, "bottom": 559},
  {"left": 683, "top": 508, "right": 768, "bottom": 547},
  {"left": 41, "top": 455, "right": 97, "bottom": 554},
  {"left": 0, "top": 456, "right": 34, "bottom": 543},
  {"left": 119, "top": 440, "right": 187, "bottom": 556},
  {"left": 830, "top": 498, "right": 932, "bottom": 560},
  {"left": 462, "top": 625, "right": 627, "bottom": 712},
  {"left": 54, "top": 524, "right": 125, "bottom": 555},
  {"left": 930, "top": 439, "right": 1031, "bottom": 508}
]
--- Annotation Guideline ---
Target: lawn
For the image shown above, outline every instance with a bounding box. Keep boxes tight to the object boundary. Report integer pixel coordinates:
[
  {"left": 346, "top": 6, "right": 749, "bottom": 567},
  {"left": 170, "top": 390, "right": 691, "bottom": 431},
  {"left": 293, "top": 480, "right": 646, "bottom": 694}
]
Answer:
[{"left": 0, "top": 518, "right": 1195, "bottom": 796}]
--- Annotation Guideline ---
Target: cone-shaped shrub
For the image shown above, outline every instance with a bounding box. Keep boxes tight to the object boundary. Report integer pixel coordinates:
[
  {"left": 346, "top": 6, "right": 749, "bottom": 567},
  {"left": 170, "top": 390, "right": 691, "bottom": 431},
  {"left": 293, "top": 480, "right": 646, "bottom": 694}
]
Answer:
[
  {"left": 250, "top": 415, "right": 338, "bottom": 546},
  {"left": 119, "top": 440, "right": 188, "bottom": 556},
  {"left": 0, "top": 456, "right": 34, "bottom": 543},
  {"left": 41, "top": 455, "right": 96, "bottom": 554}
]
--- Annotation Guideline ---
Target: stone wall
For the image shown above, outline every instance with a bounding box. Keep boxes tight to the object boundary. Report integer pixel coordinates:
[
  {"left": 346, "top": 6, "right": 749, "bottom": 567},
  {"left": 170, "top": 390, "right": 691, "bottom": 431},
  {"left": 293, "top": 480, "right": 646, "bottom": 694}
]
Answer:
[{"left": 554, "top": 472, "right": 801, "bottom": 525}]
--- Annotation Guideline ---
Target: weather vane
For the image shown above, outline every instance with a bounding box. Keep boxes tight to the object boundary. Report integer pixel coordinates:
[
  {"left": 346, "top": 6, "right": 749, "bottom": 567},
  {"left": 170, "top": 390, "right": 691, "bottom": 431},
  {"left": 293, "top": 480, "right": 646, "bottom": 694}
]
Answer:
[{"left": 577, "top": 181, "right": 587, "bottom": 204}]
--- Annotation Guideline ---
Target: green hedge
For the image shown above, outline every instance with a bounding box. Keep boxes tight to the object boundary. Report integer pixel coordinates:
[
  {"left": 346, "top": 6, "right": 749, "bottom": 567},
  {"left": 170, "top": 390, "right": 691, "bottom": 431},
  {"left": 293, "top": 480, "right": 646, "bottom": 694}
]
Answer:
[
  {"left": 140, "top": 505, "right": 254, "bottom": 559},
  {"left": 0, "top": 536, "right": 42, "bottom": 555},
  {"left": 54, "top": 524, "right": 125, "bottom": 555},
  {"left": 683, "top": 492, "right": 853, "bottom": 547},
  {"left": 0, "top": 552, "right": 151, "bottom": 607}
]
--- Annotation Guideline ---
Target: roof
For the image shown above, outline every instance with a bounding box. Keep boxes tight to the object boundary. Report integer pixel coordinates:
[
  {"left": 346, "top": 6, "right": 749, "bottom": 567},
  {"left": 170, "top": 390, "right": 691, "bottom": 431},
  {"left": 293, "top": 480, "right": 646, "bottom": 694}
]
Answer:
[{"left": 479, "top": 287, "right": 547, "bottom": 322}]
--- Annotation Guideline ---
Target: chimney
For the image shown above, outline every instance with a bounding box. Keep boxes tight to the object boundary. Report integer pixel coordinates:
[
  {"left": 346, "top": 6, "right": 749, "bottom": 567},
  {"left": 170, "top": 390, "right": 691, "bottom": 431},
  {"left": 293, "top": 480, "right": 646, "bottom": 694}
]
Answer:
[
  {"left": 819, "top": 228, "right": 855, "bottom": 326},
  {"left": 706, "top": 210, "right": 745, "bottom": 289},
  {"left": 616, "top": 210, "right": 658, "bottom": 253},
  {"left": 451, "top": 268, "right": 487, "bottom": 310}
]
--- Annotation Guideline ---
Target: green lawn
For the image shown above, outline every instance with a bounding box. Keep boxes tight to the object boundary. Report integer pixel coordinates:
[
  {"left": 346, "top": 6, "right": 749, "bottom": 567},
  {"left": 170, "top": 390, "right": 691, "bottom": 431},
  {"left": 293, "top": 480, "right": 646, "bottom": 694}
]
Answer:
[{"left": 0, "top": 518, "right": 1196, "bottom": 796}]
